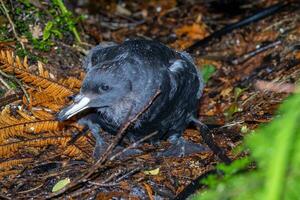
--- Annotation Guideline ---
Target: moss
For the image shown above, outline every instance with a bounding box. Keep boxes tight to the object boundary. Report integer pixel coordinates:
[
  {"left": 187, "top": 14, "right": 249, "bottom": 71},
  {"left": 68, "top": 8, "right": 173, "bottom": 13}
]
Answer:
[{"left": 1, "top": 0, "right": 81, "bottom": 55}]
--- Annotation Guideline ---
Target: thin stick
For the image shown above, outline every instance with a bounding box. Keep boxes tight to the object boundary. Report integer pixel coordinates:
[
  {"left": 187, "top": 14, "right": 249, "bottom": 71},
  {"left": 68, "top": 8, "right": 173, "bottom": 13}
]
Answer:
[
  {"left": 88, "top": 181, "right": 119, "bottom": 187},
  {"left": 0, "top": 74, "right": 10, "bottom": 89},
  {"left": 0, "top": 69, "right": 30, "bottom": 102},
  {"left": 185, "top": 2, "right": 288, "bottom": 53},
  {"left": 70, "top": 132, "right": 157, "bottom": 198},
  {"left": 0, "top": 193, "right": 11, "bottom": 200},
  {"left": 109, "top": 131, "right": 158, "bottom": 161},
  {"left": 231, "top": 40, "right": 282, "bottom": 65},
  {"left": 52, "top": 0, "right": 82, "bottom": 43},
  {"left": 88, "top": 167, "right": 141, "bottom": 186},
  {"left": 48, "top": 90, "right": 161, "bottom": 198},
  {"left": 115, "top": 166, "right": 141, "bottom": 182},
  {"left": 0, "top": 0, "right": 25, "bottom": 49},
  {"left": 102, "top": 169, "right": 123, "bottom": 184}
]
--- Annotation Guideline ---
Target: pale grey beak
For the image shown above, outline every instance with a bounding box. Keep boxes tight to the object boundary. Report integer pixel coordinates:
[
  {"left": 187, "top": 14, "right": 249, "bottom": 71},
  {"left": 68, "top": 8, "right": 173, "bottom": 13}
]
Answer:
[{"left": 56, "top": 95, "right": 90, "bottom": 121}]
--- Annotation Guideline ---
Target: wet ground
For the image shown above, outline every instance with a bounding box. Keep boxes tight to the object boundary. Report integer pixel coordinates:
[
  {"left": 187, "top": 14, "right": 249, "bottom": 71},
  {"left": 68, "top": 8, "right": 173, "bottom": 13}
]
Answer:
[{"left": 0, "top": 0, "right": 299, "bottom": 199}]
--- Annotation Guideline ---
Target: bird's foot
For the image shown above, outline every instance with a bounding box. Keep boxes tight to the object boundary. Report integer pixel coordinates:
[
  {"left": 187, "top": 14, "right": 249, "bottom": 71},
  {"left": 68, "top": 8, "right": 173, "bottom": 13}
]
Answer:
[
  {"left": 113, "top": 146, "right": 143, "bottom": 159},
  {"left": 158, "top": 137, "right": 209, "bottom": 157},
  {"left": 93, "top": 143, "right": 109, "bottom": 159},
  {"left": 93, "top": 144, "right": 143, "bottom": 160}
]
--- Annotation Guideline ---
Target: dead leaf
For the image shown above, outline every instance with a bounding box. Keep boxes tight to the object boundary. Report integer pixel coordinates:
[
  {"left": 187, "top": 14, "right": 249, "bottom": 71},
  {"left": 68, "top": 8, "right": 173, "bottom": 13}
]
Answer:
[
  {"left": 175, "top": 23, "right": 208, "bottom": 40},
  {"left": 143, "top": 168, "right": 160, "bottom": 175},
  {"left": 29, "top": 24, "right": 43, "bottom": 39}
]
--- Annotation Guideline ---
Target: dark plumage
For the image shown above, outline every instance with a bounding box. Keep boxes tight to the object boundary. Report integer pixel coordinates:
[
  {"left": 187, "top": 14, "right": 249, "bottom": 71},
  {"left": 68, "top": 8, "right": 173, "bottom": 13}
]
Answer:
[{"left": 57, "top": 39, "right": 206, "bottom": 158}]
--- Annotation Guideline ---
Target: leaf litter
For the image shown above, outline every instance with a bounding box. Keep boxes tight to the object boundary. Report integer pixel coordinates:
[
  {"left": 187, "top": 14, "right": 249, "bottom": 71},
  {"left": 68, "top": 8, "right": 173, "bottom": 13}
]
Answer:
[{"left": 0, "top": 0, "right": 299, "bottom": 199}]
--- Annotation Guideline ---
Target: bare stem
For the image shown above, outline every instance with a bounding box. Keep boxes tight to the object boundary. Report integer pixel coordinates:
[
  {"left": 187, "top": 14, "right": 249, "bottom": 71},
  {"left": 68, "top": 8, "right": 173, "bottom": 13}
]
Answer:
[{"left": 0, "top": 0, "right": 25, "bottom": 49}]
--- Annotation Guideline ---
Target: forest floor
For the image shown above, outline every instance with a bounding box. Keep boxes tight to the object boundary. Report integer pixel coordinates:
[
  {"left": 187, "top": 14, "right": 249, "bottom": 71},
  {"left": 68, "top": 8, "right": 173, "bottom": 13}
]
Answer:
[{"left": 0, "top": 0, "right": 299, "bottom": 199}]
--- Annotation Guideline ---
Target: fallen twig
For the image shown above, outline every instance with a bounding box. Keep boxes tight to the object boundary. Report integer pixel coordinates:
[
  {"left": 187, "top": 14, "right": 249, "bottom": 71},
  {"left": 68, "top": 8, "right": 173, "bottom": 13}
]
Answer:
[
  {"left": 0, "top": 0, "right": 25, "bottom": 49},
  {"left": 48, "top": 89, "right": 161, "bottom": 198},
  {"left": 185, "top": 2, "right": 288, "bottom": 54},
  {"left": 0, "top": 92, "right": 23, "bottom": 107},
  {"left": 0, "top": 69, "right": 30, "bottom": 102},
  {"left": 88, "top": 167, "right": 141, "bottom": 186},
  {"left": 0, "top": 74, "right": 10, "bottom": 89},
  {"left": 109, "top": 131, "right": 158, "bottom": 161},
  {"left": 230, "top": 40, "right": 282, "bottom": 65}
]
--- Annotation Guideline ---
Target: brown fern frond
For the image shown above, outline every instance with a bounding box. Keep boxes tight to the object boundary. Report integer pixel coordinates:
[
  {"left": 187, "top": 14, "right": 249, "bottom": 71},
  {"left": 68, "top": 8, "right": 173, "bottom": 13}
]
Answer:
[
  {"left": 0, "top": 50, "right": 76, "bottom": 99},
  {"left": 23, "top": 90, "right": 67, "bottom": 112},
  {"left": 0, "top": 107, "right": 63, "bottom": 142},
  {"left": 37, "top": 61, "right": 50, "bottom": 78},
  {"left": 27, "top": 90, "right": 65, "bottom": 105},
  {"left": 0, "top": 136, "right": 91, "bottom": 160},
  {"left": 0, "top": 49, "right": 92, "bottom": 171},
  {"left": 59, "top": 76, "right": 82, "bottom": 91},
  {"left": 0, "top": 169, "right": 21, "bottom": 178},
  {"left": 0, "top": 136, "right": 71, "bottom": 158},
  {"left": 38, "top": 102, "right": 65, "bottom": 112},
  {"left": 0, "top": 158, "right": 32, "bottom": 170},
  {"left": 63, "top": 143, "right": 88, "bottom": 159},
  {"left": 31, "top": 109, "right": 55, "bottom": 120},
  {"left": 0, "top": 120, "right": 63, "bottom": 142},
  {"left": 16, "top": 109, "right": 35, "bottom": 121},
  {"left": 61, "top": 136, "right": 93, "bottom": 160}
]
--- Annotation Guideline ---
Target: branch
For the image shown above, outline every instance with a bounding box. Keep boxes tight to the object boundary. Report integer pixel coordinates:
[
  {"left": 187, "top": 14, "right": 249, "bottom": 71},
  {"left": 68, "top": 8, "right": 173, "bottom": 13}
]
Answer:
[
  {"left": 48, "top": 89, "right": 161, "bottom": 198},
  {"left": 185, "top": 2, "right": 288, "bottom": 54},
  {"left": 0, "top": 0, "right": 25, "bottom": 49},
  {"left": 0, "top": 69, "right": 30, "bottom": 103}
]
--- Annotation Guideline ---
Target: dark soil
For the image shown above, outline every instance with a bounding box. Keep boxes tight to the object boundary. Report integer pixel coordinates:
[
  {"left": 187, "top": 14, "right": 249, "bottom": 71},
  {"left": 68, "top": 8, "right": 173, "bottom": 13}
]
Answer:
[{"left": 0, "top": 0, "right": 299, "bottom": 199}]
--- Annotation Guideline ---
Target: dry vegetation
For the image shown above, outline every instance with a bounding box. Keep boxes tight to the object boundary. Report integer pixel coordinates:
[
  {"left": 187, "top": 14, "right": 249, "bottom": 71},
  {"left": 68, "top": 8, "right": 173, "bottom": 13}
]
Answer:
[{"left": 0, "top": 0, "right": 299, "bottom": 199}]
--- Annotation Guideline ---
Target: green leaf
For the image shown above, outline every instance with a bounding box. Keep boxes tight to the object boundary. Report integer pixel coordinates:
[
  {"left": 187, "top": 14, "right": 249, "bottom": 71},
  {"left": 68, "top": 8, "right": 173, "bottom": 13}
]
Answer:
[
  {"left": 234, "top": 87, "right": 246, "bottom": 100},
  {"left": 240, "top": 125, "right": 249, "bottom": 134},
  {"left": 193, "top": 92, "right": 300, "bottom": 200},
  {"left": 143, "top": 168, "right": 160, "bottom": 175},
  {"left": 52, "top": 178, "right": 70, "bottom": 193},
  {"left": 51, "top": 29, "right": 63, "bottom": 39},
  {"left": 201, "top": 64, "right": 216, "bottom": 83},
  {"left": 7, "top": 81, "right": 17, "bottom": 90},
  {"left": 43, "top": 21, "right": 53, "bottom": 41},
  {"left": 224, "top": 104, "right": 240, "bottom": 119},
  {"left": 247, "top": 94, "right": 300, "bottom": 200}
]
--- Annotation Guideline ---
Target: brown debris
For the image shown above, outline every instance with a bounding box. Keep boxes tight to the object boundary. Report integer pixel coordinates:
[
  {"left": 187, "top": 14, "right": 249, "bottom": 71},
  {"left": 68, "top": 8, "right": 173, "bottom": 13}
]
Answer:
[{"left": 0, "top": 0, "right": 299, "bottom": 199}]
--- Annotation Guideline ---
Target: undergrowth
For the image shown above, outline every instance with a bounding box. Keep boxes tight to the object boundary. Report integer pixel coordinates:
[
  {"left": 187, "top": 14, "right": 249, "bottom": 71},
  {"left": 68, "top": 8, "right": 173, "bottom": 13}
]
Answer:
[
  {"left": 0, "top": 0, "right": 81, "bottom": 58},
  {"left": 194, "top": 91, "right": 300, "bottom": 200},
  {"left": 0, "top": 49, "right": 93, "bottom": 178}
]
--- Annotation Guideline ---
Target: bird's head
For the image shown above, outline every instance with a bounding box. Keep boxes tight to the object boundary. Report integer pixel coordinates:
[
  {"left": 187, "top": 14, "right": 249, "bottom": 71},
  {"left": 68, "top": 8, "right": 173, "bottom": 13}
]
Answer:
[{"left": 56, "top": 66, "right": 133, "bottom": 121}]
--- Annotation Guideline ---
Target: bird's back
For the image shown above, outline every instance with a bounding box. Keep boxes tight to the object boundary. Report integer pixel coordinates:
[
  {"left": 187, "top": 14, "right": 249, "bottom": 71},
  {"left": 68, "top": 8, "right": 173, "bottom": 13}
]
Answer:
[
  {"left": 83, "top": 39, "right": 202, "bottom": 140},
  {"left": 84, "top": 39, "right": 178, "bottom": 72}
]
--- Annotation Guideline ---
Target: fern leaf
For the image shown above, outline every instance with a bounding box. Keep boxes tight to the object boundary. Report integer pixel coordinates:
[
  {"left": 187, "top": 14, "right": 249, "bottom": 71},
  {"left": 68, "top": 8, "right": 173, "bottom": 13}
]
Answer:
[
  {"left": 0, "top": 50, "right": 76, "bottom": 99},
  {"left": 0, "top": 107, "right": 63, "bottom": 142},
  {"left": 0, "top": 120, "right": 63, "bottom": 142},
  {"left": 0, "top": 158, "right": 32, "bottom": 170},
  {"left": 0, "top": 169, "right": 21, "bottom": 178},
  {"left": 0, "top": 136, "right": 70, "bottom": 158}
]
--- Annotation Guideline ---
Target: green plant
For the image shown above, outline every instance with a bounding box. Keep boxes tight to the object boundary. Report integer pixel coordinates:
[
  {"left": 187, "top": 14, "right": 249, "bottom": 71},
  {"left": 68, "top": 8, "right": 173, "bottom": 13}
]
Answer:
[
  {"left": 43, "top": 21, "right": 63, "bottom": 41},
  {"left": 51, "top": 0, "right": 81, "bottom": 43},
  {"left": 201, "top": 64, "right": 216, "bottom": 83},
  {"left": 10, "top": 0, "right": 81, "bottom": 53},
  {"left": 194, "top": 91, "right": 300, "bottom": 200},
  {"left": 224, "top": 87, "right": 247, "bottom": 119}
]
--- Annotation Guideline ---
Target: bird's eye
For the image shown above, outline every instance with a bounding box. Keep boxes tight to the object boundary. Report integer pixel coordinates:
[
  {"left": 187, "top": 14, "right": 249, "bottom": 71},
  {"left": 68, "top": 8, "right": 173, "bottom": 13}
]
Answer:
[{"left": 100, "top": 84, "right": 110, "bottom": 91}]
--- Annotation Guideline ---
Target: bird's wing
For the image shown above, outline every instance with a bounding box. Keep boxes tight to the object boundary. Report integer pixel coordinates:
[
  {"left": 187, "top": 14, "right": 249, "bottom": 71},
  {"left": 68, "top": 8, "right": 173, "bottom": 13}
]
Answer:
[
  {"left": 83, "top": 42, "right": 117, "bottom": 72},
  {"left": 168, "top": 55, "right": 204, "bottom": 99}
]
